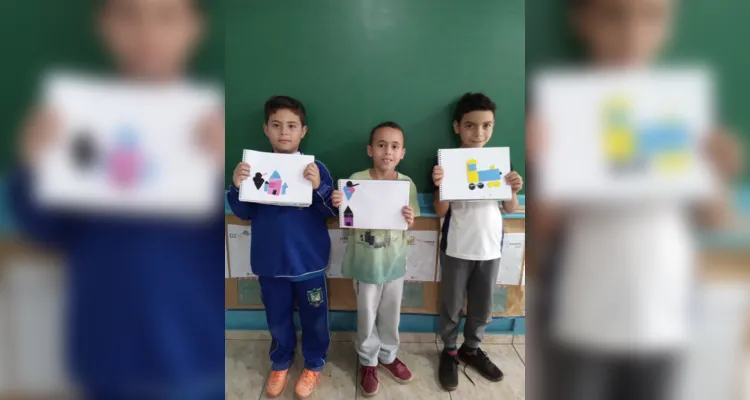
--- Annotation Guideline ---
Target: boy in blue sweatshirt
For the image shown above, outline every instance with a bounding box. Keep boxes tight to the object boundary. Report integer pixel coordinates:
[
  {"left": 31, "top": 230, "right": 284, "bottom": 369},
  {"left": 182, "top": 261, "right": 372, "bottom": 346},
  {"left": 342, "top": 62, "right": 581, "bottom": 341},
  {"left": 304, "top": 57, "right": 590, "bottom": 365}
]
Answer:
[
  {"left": 227, "top": 95, "right": 336, "bottom": 399},
  {"left": 9, "top": 0, "right": 224, "bottom": 399}
]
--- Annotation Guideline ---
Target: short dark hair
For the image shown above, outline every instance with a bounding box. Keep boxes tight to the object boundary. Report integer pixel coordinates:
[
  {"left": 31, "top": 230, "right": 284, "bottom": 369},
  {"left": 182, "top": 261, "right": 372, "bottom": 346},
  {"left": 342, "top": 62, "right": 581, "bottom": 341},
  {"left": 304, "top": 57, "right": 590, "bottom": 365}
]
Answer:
[
  {"left": 369, "top": 121, "right": 404, "bottom": 145},
  {"left": 453, "top": 93, "right": 496, "bottom": 123},
  {"left": 264, "top": 96, "right": 307, "bottom": 126}
]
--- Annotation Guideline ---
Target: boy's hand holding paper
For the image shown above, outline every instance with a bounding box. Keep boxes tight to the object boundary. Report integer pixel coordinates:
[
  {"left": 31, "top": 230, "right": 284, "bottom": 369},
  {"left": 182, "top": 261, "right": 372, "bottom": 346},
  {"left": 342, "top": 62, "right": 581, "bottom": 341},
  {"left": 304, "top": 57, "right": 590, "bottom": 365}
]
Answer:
[
  {"left": 432, "top": 165, "right": 444, "bottom": 187},
  {"left": 19, "top": 107, "right": 60, "bottom": 168},
  {"left": 304, "top": 162, "right": 321, "bottom": 189},
  {"left": 504, "top": 171, "right": 524, "bottom": 193},
  {"left": 233, "top": 162, "right": 251, "bottom": 188},
  {"left": 401, "top": 205, "right": 415, "bottom": 226}
]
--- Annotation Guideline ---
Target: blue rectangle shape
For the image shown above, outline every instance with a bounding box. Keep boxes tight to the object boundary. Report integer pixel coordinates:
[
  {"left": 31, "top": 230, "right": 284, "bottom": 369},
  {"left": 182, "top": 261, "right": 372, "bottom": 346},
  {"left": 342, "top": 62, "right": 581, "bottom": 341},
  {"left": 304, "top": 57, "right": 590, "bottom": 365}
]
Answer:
[{"left": 478, "top": 169, "right": 502, "bottom": 181}]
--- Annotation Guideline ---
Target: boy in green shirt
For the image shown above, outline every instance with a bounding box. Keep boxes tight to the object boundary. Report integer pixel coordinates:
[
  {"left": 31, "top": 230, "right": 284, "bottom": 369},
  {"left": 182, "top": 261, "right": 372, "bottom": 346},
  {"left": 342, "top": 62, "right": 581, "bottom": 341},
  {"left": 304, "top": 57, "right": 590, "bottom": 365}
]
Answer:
[{"left": 332, "top": 121, "right": 420, "bottom": 397}]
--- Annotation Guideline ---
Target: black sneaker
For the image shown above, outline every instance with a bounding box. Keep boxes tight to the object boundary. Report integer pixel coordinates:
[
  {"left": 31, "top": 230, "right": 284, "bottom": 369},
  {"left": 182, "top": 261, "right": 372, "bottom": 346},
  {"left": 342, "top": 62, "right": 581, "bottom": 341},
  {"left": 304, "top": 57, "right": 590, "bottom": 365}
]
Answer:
[
  {"left": 438, "top": 349, "right": 459, "bottom": 391},
  {"left": 458, "top": 345, "right": 504, "bottom": 382}
]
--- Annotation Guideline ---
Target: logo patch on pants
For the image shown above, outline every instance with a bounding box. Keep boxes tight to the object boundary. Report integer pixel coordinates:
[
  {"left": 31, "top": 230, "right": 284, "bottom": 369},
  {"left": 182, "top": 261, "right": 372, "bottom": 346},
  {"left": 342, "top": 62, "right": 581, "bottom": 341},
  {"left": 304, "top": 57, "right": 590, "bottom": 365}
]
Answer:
[{"left": 306, "top": 288, "right": 324, "bottom": 307}]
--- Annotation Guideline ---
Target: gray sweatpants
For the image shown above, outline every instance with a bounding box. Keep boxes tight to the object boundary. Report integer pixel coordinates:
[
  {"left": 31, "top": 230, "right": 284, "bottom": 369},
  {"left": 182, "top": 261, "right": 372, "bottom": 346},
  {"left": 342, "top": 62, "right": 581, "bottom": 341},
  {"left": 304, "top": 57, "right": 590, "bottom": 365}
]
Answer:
[
  {"left": 439, "top": 252, "right": 501, "bottom": 349},
  {"left": 353, "top": 277, "right": 404, "bottom": 366}
]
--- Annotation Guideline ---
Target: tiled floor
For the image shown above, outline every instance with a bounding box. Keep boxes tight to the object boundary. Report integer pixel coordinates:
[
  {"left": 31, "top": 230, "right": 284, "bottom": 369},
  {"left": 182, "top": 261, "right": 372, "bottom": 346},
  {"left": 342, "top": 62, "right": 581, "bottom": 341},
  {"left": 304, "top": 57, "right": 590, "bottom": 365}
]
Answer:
[{"left": 226, "top": 332, "right": 525, "bottom": 400}]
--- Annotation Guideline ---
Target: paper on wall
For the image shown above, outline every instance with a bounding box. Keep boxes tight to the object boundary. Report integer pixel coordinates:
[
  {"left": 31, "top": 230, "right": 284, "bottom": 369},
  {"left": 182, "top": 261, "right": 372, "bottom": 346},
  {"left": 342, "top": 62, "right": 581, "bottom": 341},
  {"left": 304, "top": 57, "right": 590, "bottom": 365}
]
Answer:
[
  {"left": 496, "top": 233, "right": 525, "bottom": 285},
  {"left": 227, "top": 224, "right": 255, "bottom": 278},
  {"left": 327, "top": 229, "right": 348, "bottom": 278},
  {"left": 405, "top": 230, "right": 438, "bottom": 282},
  {"left": 225, "top": 240, "right": 229, "bottom": 278}
]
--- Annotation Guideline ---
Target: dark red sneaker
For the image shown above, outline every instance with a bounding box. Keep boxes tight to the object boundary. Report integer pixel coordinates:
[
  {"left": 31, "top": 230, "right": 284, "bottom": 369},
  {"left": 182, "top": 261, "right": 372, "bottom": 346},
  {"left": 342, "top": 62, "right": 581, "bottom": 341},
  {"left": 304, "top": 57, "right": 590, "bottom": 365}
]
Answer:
[
  {"left": 380, "top": 357, "right": 413, "bottom": 383},
  {"left": 360, "top": 366, "right": 379, "bottom": 397}
]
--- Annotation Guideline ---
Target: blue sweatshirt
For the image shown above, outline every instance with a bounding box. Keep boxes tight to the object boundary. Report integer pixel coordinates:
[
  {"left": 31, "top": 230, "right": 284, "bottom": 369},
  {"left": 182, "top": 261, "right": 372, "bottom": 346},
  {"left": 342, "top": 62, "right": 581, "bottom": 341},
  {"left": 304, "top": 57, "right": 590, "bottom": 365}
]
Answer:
[
  {"left": 226, "top": 159, "right": 336, "bottom": 281},
  {"left": 8, "top": 167, "right": 225, "bottom": 397}
]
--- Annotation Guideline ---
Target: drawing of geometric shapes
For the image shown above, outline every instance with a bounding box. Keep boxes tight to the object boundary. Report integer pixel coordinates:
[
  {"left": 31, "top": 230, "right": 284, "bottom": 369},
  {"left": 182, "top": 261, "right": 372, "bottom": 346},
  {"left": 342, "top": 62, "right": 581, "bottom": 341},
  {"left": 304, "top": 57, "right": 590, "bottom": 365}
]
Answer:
[
  {"left": 478, "top": 167, "right": 502, "bottom": 182},
  {"left": 108, "top": 150, "right": 143, "bottom": 188},
  {"left": 343, "top": 181, "right": 358, "bottom": 200},
  {"left": 71, "top": 130, "right": 99, "bottom": 170},
  {"left": 343, "top": 206, "right": 354, "bottom": 226},
  {"left": 266, "top": 171, "right": 283, "bottom": 196},
  {"left": 487, "top": 171, "right": 503, "bottom": 187},
  {"left": 638, "top": 122, "right": 690, "bottom": 166},
  {"left": 466, "top": 159, "right": 479, "bottom": 186},
  {"left": 602, "top": 94, "right": 637, "bottom": 166},
  {"left": 604, "top": 127, "right": 636, "bottom": 161},
  {"left": 653, "top": 151, "right": 692, "bottom": 174},
  {"left": 252, "top": 172, "right": 265, "bottom": 189}
]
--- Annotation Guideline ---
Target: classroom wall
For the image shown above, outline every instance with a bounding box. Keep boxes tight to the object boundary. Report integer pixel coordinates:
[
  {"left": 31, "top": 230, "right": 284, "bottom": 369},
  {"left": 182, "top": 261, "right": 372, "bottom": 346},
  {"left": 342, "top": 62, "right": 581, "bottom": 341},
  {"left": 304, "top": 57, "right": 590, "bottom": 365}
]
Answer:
[
  {"left": 224, "top": 212, "right": 528, "bottom": 318},
  {"left": 224, "top": 0, "right": 526, "bottom": 191}
]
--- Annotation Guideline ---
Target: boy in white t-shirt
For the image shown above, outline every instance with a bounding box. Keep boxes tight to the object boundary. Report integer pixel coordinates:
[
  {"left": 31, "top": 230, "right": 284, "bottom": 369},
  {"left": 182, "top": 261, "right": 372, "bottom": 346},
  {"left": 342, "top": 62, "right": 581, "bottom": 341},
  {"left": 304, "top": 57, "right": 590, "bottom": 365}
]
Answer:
[
  {"left": 431, "top": 93, "right": 524, "bottom": 391},
  {"left": 528, "top": 1, "right": 744, "bottom": 400}
]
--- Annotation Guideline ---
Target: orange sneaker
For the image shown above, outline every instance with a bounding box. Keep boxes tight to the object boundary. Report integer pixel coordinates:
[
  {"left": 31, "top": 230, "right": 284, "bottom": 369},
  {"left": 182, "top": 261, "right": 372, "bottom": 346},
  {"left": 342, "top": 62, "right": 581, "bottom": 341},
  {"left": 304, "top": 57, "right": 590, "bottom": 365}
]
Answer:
[
  {"left": 294, "top": 369, "right": 321, "bottom": 399},
  {"left": 265, "top": 369, "right": 289, "bottom": 398}
]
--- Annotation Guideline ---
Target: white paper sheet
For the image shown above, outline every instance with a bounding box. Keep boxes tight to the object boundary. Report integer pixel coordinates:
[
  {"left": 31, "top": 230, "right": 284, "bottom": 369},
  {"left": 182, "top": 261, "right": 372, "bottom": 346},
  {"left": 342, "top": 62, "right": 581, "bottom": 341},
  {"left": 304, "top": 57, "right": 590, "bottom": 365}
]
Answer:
[
  {"left": 36, "top": 71, "right": 222, "bottom": 218},
  {"left": 496, "top": 233, "right": 525, "bottom": 285},
  {"left": 226, "top": 224, "right": 255, "bottom": 278},
  {"left": 438, "top": 147, "right": 512, "bottom": 201},
  {"left": 404, "top": 230, "right": 438, "bottom": 282},
  {"left": 238, "top": 150, "right": 314, "bottom": 206},
  {"left": 225, "top": 240, "right": 229, "bottom": 278},
  {"left": 338, "top": 180, "right": 410, "bottom": 230},
  {"left": 326, "top": 229, "right": 348, "bottom": 278},
  {"left": 534, "top": 67, "right": 716, "bottom": 203}
]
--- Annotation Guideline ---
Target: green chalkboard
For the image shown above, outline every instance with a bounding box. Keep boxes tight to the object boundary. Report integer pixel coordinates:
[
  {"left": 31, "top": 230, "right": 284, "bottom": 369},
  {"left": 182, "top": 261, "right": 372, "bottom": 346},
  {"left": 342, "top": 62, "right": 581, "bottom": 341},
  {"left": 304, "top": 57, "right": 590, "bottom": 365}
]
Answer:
[
  {"left": 527, "top": 0, "right": 750, "bottom": 181},
  {"left": 225, "top": 0, "right": 526, "bottom": 191},
  {"left": 0, "top": 0, "right": 223, "bottom": 172}
]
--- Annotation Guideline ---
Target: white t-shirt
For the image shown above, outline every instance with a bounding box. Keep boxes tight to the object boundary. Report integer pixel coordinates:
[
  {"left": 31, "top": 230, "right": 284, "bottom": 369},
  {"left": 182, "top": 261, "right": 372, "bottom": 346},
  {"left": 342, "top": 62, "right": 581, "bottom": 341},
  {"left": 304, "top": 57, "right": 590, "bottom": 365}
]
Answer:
[
  {"left": 445, "top": 201, "right": 504, "bottom": 261},
  {"left": 552, "top": 203, "right": 696, "bottom": 354}
]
